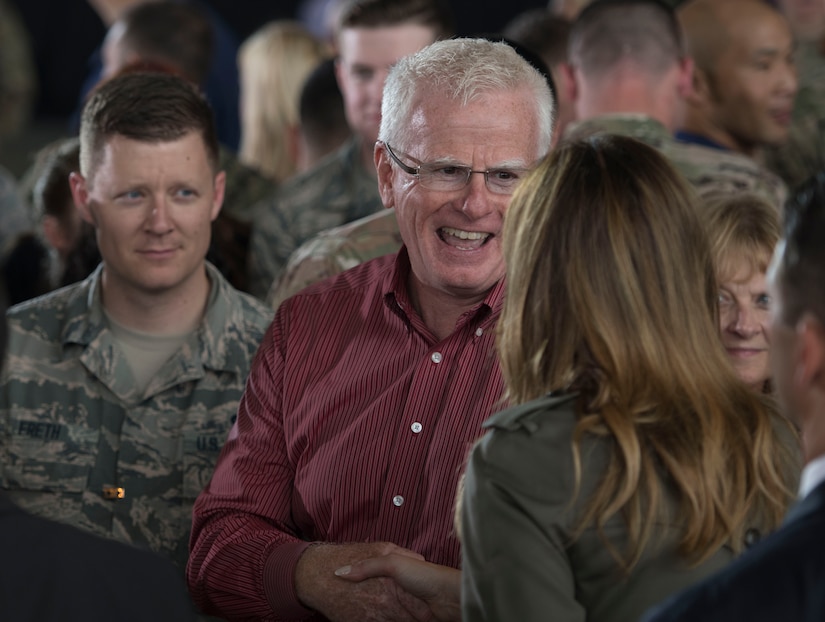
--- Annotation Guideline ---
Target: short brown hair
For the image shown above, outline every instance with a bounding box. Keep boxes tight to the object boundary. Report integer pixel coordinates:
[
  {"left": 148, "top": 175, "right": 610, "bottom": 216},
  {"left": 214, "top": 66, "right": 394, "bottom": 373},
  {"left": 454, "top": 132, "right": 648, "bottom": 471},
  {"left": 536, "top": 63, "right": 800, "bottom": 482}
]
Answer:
[
  {"left": 79, "top": 72, "right": 219, "bottom": 180},
  {"left": 336, "top": 0, "right": 454, "bottom": 40}
]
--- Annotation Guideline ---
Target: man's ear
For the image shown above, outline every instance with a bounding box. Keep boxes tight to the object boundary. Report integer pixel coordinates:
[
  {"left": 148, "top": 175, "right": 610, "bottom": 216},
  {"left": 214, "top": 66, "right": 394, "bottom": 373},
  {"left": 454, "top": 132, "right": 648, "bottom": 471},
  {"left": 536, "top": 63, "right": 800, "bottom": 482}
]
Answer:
[
  {"left": 559, "top": 62, "right": 578, "bottom": 104},
  {"left": 210, "top": 170, "right": 226, "bottom": 222},
  {"left": 793, "top": 313, "right": 825, "bottom": 391},
  {"left": 374, "top": 142, "right": 394, "bottom": 210},
  {"left": 686, "top": 64, "right": 711, "bottom": 106},
  {"left": 676, "top": 56, "right": 695, "bottom": 100},
  {"left": 69, "top": 172, "right": 96, "bottom": 226}
]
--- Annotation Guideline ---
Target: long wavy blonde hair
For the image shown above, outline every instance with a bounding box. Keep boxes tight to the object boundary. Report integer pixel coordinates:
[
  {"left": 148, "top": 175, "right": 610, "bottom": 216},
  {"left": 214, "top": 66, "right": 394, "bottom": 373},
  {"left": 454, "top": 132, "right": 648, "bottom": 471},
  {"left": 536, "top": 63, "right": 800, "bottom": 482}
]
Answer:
[
  {"left": 238, "top": 21, "right": 328, "bottom": 182},
  {"left": 499, "top": 134, "right": 798, "bottom": 569}
]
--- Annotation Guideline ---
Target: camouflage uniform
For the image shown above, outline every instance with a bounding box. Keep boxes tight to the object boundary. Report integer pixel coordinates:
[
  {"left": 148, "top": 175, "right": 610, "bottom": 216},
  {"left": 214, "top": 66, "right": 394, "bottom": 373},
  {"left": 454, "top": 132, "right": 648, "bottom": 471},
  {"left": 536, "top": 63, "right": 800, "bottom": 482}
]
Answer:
[
  {"left": 565, "top": 114, "right": 788, "bottom": 208},
  {"left": 0, "top": 262, "right": 273, "bottom": 569},
  {"left": 212, "top": 146, "right": 277, "bottom": 293},
  {"left": 266, "top": 208, "right": 401, "bottom": 309},
  {"left": 763, "top": 40, "right": 825, "bottom": 191},
  {"left": 246, "top": 137, "right": 384, "bottom": 299}
]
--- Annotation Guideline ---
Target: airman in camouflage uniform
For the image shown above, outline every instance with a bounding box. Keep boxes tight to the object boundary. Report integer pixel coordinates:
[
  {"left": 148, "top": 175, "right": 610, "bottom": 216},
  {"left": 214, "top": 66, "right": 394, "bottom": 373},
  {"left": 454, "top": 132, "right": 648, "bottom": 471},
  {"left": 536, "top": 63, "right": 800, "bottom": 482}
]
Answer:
[
  {"left": 0, "top": 72, "right": 273, "bottom": 572},
  {"left": 0, "top": 262, "right": 271, "bottom": 569},
  {"left": 246, "top": 137, "right": 383, "bottom": 299}
]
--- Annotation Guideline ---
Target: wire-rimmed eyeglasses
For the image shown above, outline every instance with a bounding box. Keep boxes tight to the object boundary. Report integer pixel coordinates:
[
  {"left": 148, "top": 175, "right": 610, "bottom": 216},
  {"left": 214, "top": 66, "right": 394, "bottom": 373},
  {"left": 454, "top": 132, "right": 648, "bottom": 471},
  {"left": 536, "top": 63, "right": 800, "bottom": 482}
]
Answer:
[{"left": 384, "top": 142, "right": 529, "bottom": 196}]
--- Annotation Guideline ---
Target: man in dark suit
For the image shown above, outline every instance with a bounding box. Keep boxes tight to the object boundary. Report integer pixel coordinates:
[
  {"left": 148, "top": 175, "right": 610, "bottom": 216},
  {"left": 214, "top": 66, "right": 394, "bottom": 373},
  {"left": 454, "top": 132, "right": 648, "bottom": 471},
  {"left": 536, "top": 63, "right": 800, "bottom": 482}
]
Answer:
[
  {"left": 642, "top": 172, "right": 825, "bottom": 622},
  {"left": 0, "top": 276, "right": 196, "bottom": 622}
]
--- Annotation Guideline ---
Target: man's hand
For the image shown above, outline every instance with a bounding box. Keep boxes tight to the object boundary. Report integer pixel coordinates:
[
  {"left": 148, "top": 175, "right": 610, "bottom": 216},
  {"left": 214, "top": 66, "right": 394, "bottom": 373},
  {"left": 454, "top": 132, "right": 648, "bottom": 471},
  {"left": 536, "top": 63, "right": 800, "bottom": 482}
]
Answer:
[
  {"left": 334, "top": 554, "right": 461, "bottom": 622},
  {"left": 294, "top": 542, "right": 434, "bottom": 622}
]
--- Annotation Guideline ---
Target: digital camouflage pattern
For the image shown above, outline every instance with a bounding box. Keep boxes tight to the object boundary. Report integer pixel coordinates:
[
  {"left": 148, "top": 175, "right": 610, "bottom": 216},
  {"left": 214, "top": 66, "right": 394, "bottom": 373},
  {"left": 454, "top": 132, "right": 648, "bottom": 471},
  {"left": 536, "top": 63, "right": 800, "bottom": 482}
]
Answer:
[
  {"left": 763, "top": 40, "right": 825, "bottom": 192},
  {"left": 246, "top": 137, "right": 384, "bottom": 299},
  {"left": 0, "top": 262, "right": 273, "bottom": 569},
  {"left": 565, "top": 114, "right": 788, "bottom": 209},
  {"left": 266, "top": 208, "right": 402, "bottom": 309}
]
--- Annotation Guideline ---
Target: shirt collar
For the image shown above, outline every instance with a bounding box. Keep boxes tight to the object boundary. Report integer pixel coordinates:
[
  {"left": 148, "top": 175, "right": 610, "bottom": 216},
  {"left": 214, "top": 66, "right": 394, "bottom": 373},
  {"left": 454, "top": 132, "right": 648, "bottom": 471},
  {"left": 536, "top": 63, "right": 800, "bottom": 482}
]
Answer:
[
  {"left": 384, "top": 246, "right": 504, "bottom": 335},
  {"left": 799, "top": 453, "right": 825, "bottom": 499}
]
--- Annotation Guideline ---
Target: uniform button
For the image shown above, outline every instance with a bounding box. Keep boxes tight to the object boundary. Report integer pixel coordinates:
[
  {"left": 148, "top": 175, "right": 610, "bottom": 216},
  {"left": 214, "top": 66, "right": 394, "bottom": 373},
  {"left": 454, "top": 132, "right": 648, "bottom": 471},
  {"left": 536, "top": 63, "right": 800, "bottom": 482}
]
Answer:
[
  {"left": 475, "top": 327, "right": 483, "bottom": 337},
  {"left": 392, "top": 495, "right": 405, "bottom": 507},
  {"left": 744, "top": 528, "right": 761, "bottom": 548},
  {"left": 411, "top": 422, "right": 423, "bottom": 433},
  {"left": 431, "top": 352, "right": 443, "bottom": 364}
]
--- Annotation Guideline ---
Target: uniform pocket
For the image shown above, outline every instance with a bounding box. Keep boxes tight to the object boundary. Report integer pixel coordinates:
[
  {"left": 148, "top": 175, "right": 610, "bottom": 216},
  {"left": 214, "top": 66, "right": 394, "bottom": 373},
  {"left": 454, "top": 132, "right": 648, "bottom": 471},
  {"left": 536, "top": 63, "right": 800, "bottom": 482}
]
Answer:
[{"left": 4, "top": 416, "right": 99, "bottom": 493}]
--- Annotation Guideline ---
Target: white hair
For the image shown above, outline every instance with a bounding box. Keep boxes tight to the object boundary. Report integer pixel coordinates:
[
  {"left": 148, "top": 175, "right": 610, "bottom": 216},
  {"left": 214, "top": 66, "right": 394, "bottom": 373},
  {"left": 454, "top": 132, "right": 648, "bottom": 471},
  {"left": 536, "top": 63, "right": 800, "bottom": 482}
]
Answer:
[{"left": 379, "top": 37, "right": 555, "bottom": 153}]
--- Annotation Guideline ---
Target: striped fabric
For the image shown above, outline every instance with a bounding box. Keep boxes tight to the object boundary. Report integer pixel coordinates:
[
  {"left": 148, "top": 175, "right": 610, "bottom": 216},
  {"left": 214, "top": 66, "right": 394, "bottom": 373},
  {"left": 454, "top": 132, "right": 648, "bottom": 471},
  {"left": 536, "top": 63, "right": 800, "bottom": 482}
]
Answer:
[{"left": 188, "top": 250, "right": 506, "bottom": 620}]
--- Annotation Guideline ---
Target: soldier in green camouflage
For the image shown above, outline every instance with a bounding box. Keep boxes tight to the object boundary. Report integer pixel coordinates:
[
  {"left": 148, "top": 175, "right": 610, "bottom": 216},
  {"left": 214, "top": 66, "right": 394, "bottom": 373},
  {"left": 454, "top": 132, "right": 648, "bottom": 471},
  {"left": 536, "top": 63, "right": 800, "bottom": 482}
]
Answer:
[
  {"left": 0, "top": 72, "right": 273, "bottom": 570},
  {"left": 677, "top": 0, "right": 797, "bottom": 188},
  {"left": 565, "top": 0, "right": 788, "bottom": 208},
  {"left": 246, "top": 0, "right": 454, "bottom": 299}
]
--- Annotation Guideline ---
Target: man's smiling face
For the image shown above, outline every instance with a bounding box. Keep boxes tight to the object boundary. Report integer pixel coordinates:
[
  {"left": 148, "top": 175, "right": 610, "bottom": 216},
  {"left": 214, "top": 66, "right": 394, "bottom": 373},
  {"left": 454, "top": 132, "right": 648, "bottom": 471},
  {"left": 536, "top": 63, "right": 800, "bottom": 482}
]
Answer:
[{"left": 376, "top": 86, "right": 543, "bottom": 306}]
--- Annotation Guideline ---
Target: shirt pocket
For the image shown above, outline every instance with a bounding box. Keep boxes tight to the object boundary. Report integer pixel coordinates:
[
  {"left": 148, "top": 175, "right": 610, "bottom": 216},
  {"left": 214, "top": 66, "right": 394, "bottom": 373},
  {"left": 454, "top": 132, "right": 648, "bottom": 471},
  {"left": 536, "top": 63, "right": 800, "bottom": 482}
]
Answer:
[
  {"left": 181, "top": 412, "right": 232, "bottom": 500},
  {"left": 4, "top": 415, "right": 99, "bottom": 493}
]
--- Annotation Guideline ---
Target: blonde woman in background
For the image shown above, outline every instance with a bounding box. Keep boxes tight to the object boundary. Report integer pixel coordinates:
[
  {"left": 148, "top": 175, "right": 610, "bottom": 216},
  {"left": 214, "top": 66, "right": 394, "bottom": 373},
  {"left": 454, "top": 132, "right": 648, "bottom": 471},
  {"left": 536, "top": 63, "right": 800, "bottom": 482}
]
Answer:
[
  {"left": 703, "top": 193, "right": 781, "bottom": 393},
  {"left": 238, "top": 21, "right": 328, "bottom": 182}
]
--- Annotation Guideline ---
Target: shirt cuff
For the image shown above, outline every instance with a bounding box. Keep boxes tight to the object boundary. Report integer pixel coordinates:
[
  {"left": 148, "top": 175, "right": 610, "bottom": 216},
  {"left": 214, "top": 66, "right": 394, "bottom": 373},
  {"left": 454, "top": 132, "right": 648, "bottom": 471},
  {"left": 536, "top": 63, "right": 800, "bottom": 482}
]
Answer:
[{"left": 263, "top": 540, "right": 315, "bottom": 619}]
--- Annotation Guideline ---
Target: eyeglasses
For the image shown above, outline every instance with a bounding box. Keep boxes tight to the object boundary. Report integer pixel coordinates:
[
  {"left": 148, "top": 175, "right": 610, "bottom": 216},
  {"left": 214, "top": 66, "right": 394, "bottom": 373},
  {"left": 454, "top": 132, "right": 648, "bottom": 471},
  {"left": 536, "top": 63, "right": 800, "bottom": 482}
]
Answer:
[{"left": 384, "top": 143, "right": 529, "bottom": 196}]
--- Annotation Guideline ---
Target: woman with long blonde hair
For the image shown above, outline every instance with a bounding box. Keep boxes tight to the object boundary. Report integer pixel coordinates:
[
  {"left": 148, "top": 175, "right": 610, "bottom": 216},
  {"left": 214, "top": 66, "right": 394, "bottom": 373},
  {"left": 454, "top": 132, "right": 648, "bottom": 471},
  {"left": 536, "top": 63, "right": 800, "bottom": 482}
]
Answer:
[
  {"left": 238, "top": 21, "right": 327, "bottom": 182},
  {"left": 459, "top": 134, "right": 800, "bottom": 622}
]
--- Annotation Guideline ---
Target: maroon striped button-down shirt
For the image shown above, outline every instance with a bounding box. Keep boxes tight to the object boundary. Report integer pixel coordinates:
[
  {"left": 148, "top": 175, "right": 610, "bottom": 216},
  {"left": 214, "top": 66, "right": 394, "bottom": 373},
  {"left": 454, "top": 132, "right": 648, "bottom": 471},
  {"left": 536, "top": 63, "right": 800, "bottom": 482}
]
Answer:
[{"left": 188, "top": 250, "right": 506, "bottom": 620}]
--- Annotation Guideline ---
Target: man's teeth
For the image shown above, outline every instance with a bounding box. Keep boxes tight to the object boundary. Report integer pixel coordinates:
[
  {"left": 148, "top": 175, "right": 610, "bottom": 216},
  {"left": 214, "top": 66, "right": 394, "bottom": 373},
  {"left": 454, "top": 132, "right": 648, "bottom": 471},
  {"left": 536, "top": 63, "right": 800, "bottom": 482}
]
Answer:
[{"left": 441, "top": 227, "right": 489, "bottom": 241}]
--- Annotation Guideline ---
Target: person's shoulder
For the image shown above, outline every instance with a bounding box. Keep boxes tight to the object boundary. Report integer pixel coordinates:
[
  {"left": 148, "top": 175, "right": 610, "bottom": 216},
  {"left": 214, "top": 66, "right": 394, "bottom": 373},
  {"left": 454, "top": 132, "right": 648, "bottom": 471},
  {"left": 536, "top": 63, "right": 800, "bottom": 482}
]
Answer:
[
  {"left": 6, "top": 277, "right": 91, "bottom": 330},
  {"left": 564, "top": 114, "right": 669, "bottom": 147},
  {"left": 483, "top": 392, "right": 579, "bottom": 435},
  {"left": 210, "top": 266, "right": 274, "bottom": 335},
  {"left": 469, "top": 393, "right": 580, "bottom": 502},
  {"left": 666, "top": 141, "right": 787, "bottom": 205},
  {"left": 274, "top": 139, "right": 358, "bottom": 205},
  {"left": 287, "top": 252, "right": 396, "bottom": 303}
]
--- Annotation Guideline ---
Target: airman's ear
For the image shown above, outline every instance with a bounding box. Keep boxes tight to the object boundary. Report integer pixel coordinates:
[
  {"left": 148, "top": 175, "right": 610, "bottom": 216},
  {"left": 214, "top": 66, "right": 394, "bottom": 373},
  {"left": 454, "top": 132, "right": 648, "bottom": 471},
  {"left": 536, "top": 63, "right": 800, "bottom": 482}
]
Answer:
[
  {"left": 559, "top": 62, "right": 578, "bottom": 104},
  {"left": 69, "top": 172, "right": 96, "bottom": 226}
]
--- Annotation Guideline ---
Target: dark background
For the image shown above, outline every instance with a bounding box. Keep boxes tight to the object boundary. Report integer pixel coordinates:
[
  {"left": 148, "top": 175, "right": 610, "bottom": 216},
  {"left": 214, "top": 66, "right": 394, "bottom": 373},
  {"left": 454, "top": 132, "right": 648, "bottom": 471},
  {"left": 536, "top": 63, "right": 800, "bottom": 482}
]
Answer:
[{"left": 9, "top": 0, "right": 550, "bottom": 121}]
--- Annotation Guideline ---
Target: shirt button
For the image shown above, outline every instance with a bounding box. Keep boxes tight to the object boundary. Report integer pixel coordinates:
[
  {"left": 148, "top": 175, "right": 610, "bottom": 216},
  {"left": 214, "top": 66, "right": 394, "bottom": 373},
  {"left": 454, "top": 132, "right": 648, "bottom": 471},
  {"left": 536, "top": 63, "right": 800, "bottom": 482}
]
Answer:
[
  {"left": 392, "top": 495, "right": 404, "bottom": 507},
  {"left": 411, "top": 422, "right": 423, "bottom": 433},
  {"left": 475, "top": 327, "right": 483, "bottom": 337},
  {"left": 431, "top": 352, "right": 443, "bottom": 364}
]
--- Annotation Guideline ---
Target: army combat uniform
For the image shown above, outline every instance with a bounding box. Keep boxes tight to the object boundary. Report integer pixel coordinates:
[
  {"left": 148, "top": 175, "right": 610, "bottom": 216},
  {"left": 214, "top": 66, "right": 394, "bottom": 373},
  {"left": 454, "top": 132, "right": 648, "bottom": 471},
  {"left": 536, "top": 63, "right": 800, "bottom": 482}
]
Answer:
[
  {"left": 0, "top": 262, "right": 273, "bottom": 569},
  {"left": 266, "top": 208, "right": 402, "bottom": 309},
  {"left": 246, "top": 137, "right": 384, "bottom": 299},
  {"left": 565, "top": 114, "right": 788, "bottom": 209}
]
